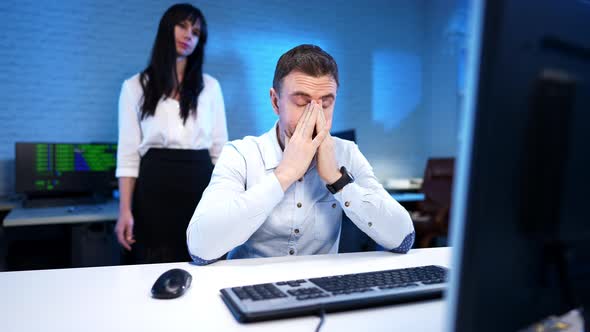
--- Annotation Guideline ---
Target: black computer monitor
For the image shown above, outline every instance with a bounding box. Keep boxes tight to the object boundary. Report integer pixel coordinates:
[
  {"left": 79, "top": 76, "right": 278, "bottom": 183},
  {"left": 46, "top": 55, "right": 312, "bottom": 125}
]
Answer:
[
  {"left": 447, "top": 0, "right": 590, "bottom": 331},
  {"left": 15, "top": 142, "right": 117, "bottom": 198},
  {"left": 331, "top": 129, "right": 357, "bottom": 143}
]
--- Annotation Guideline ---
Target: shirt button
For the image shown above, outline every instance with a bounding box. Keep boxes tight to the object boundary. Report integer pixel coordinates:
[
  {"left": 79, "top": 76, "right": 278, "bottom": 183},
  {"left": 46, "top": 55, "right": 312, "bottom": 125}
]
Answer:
[
  {"left": 294, "top": 229, "right": 300, "bottom": 234},
  {"left": 297, "top": 202, "right": 302, "bottom": 208},
  {"left": 331, "top": 203, "right": 337, "bottom": 208},
  {"left": 368, "top": 222, "right": 373, "bottom": 227},
  {"left": 345, "top": 201, "right": 350, "bottom": 207},
  {"left": 289, "top": 249, "right": 295, "bottom": 255}
]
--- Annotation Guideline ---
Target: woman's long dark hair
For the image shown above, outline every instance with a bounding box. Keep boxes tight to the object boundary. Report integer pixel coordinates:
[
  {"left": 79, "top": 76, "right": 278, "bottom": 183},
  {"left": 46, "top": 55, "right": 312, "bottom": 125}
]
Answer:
[{"left": 139, "top": 3, "right": 208, "bottom": 124}]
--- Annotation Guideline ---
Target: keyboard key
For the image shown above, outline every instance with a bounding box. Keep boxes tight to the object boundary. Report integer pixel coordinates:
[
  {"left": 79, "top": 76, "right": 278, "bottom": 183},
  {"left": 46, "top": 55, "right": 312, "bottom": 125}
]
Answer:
[
  {"left": 251, "top": 294, "right": 263, "bottom": 301},
  {"left": 286, "top": 287, "right": 324, "bottom": 297},
  {"left": 234, "top": 284, "right": 287, "bottom": 300},
  {"left": 310, "top": 266, "right": 447, "bottom": 293},
  {"left": 232, "top": 287, "right": 250, "bottom": 300}
]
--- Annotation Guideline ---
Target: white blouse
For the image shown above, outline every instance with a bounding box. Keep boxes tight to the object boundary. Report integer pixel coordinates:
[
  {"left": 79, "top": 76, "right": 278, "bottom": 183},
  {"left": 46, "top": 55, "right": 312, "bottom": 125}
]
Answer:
[{"left": 116, "top": 73, "right": 228, "bottom": 178}]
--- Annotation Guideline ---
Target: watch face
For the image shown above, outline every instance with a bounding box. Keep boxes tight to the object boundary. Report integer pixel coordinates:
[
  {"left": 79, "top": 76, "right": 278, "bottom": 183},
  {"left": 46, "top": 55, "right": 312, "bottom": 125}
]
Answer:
[
  {"left": 347, "top": 170, "right": 354, "bottom": 182},
  {"left": 342, "top": 167, "right": 354, "bottom": 182}
]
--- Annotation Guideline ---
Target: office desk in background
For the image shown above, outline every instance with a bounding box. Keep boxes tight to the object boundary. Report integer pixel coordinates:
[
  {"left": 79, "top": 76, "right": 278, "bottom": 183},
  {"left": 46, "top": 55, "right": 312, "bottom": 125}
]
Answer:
[
  {"left": 385, "top": 178, "right": 424, "bottom": 208},
  {"left": 0, "top": 200, "right": 17, "bottom": 212},
  {"left": 1, "top": 200, "right": 120, "bottom": 270},
  {"left": 0, "top": 247, "right": 450, "bottom": 332},
  {"left": 3, "top": 200, "right": 119, "bottom": 227},
  {"left": 391, "top": 192, "right": 425, "bottom": 203},
  {"left": 383, "top": 178, "right": 423, "bottom": 193}
]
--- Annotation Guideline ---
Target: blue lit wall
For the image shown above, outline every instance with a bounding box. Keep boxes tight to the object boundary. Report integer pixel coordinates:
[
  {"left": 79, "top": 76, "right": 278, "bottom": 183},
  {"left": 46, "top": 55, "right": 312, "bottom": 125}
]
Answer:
[{"left": 0, "top": 0, "right": 463, "bottom": 195}]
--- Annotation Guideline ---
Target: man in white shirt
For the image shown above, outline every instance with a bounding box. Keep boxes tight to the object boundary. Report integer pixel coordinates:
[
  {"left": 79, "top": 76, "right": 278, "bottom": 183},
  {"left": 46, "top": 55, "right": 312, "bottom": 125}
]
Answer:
[{"left": 187, "top": 44, "right": 415, "bottom": 265}]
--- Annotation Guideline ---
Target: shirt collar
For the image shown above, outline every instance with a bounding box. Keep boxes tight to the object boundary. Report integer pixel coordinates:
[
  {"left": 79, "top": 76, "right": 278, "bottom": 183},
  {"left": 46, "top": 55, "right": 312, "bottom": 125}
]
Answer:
[{"left": 260, "top": 121, "right": 283, "bottom": 171}]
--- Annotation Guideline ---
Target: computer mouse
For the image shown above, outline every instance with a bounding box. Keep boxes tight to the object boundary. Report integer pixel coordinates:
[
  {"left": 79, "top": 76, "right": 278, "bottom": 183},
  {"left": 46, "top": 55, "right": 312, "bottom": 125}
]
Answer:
[{"left": 151, "top": 268, "right": 192, "bottom": 299}]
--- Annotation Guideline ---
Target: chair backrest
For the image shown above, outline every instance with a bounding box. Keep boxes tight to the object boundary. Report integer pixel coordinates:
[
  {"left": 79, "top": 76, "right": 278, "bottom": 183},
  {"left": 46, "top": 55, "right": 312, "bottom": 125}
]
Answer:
[
  {"left": 420, "top": 158, "right": 455, "bottom": 212},
  {"left": 331, "top": 129, "right": 356, "bottom": 143}
]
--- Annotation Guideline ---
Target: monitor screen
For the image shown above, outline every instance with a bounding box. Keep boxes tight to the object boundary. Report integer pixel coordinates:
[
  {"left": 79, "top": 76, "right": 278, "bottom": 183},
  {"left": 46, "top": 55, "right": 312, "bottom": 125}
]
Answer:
[
  {"left": 15, "top": 142, "right": 117, "bottom": 196},
  {"left": 446, "top": 0, "right": 590, "bottom": 331}
]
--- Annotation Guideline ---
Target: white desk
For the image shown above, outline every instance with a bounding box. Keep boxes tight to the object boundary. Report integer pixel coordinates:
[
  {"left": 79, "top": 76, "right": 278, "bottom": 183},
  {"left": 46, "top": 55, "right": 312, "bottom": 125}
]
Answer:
[{"left": 0, "top": 247, "right": 450, "bottom": 332}]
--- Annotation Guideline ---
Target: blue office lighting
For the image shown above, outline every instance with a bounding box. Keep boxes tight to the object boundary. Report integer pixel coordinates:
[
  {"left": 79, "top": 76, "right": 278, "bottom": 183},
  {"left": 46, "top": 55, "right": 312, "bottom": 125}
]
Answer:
[
  {"left": 372, "top": 50, "right": 422, "bottom": 132},
  {"left": 233, "top": 36, "right": 329, "bottom": 135}
]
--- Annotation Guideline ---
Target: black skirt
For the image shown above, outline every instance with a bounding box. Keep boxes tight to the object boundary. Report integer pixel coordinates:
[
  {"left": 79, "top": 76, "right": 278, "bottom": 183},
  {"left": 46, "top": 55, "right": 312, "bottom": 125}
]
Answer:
[{"left": 130, "top": 148, "right": 213, "bottom": 264}]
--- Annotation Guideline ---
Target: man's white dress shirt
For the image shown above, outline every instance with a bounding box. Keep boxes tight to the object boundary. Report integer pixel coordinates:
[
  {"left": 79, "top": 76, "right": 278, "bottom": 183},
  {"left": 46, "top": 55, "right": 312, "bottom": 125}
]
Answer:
[{"left": 187, "top": 123, "right": 415, "bottom": 264}]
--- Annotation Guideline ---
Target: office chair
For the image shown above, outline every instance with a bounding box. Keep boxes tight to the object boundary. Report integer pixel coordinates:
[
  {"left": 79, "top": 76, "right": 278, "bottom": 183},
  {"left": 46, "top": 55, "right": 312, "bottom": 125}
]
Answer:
[
  {"left": 330, "top": 129, "right": 378, "bottom": 253},
  {"left": 411, "top": 157, "right": 455, "bottom": 248},
  {"left": 331, "top": 129, "right": 356, "bottom": 143}
]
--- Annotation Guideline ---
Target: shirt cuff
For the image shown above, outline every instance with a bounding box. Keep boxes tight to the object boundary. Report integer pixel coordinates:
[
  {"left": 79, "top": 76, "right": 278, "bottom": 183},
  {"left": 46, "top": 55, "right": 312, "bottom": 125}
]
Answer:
[
  {"left": 190, "top": 253, "right": 219, "bottom": 266},
  {"left": 115, "top": 167, "right": 139, "bottom": 178},
  {"left": 389, "top": 231, "right": 415, "bottom": 254}
]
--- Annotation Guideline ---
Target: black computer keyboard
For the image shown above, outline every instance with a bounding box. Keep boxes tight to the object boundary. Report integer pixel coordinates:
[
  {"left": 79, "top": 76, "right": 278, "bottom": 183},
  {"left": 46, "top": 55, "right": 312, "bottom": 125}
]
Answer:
[{"left": 220, "top": 265, "right": 448, "bottom": 322}]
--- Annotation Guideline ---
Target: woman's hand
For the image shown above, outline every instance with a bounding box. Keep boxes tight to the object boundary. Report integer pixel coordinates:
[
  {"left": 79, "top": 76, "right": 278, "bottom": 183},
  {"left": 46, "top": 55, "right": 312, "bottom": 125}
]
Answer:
[
  {"left": 115, "top": 209, "right": 136, "bottom": 251},
  {"left": 116, "top": 177, "right": 137, "bottom": 250}
]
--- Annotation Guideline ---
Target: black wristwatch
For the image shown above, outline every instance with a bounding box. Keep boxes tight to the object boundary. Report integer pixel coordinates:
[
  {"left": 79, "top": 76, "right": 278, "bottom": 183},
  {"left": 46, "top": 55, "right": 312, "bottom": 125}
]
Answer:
[{"left": 326, "top": 167, "right": 354, "bottom": 194}]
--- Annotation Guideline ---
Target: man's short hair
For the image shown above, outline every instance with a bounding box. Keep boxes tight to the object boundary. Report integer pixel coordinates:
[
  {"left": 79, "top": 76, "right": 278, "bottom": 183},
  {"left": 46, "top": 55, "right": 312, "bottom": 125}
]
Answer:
[{"left": 272, "top": 44, "right": 339, "bottom": 95}]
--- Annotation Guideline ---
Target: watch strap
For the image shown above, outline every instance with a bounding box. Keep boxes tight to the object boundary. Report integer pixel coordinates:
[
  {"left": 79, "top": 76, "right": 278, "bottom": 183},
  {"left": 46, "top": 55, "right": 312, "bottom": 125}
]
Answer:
[{"left": 326, "top": 167, "right": 353, "bottom": 194}]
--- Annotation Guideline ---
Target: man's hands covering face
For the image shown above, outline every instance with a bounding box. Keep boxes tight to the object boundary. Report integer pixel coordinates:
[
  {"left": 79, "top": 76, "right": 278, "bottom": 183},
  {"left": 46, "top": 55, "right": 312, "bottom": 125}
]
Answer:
[
  {"left": 315, "top": 105, "right": 341, "bottom": 186},
  {"left": 274, "top": 101, "right": 340, "bottom": 192}
]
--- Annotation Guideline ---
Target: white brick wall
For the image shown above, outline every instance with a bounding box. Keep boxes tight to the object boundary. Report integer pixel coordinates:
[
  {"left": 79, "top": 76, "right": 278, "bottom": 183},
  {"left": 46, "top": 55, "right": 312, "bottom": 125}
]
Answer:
[{"left": 0, "top": 0, "right": 460, "bottom": 195}]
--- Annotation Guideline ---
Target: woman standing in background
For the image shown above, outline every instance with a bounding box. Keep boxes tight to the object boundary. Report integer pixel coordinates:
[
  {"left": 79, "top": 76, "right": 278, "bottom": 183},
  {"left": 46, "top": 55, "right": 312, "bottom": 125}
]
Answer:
[{"left": 115, "top": 3, "right": 227, "bottom": 263}]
